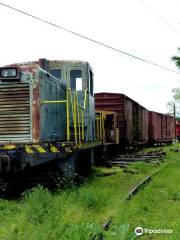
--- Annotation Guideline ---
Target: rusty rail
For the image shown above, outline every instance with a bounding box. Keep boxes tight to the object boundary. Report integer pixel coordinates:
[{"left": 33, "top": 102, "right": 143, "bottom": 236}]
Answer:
[{"left": 124, "top": 167, "right": 165, "bottom": 201}]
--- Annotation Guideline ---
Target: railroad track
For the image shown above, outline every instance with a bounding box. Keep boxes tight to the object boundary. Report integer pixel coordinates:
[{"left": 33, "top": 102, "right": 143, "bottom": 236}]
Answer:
[
  {"left": 124, "top": 167, "right": 164, "bottom": 201},
  {"left": 90, "top": 160, "right": 167, "bottom": 240},
  {"left": 107, "top": 150, "right": 166, "bottom": 167}
]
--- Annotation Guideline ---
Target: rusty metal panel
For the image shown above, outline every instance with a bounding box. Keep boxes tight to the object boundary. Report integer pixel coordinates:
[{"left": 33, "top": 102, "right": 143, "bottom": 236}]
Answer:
[
  {"left": 32, "top": 82, "right": 40, "bottom": 142},
  {"left": 117, "top": 96, "right": 148, "bottom": 145},
  {"left": 156, "top": 113, "right": 162, "bottom": 140},
  {"left": 124, "top": 97, "right": 134, "bottom": 145},
  {"left": 137, "top": 106, "right": 149, "bottom": 143},
  {"left": 143, "top": 108, "right": 148, "bottom": 142},
  {"left": 95, "top": 92, "right": 125, "bottom": 112},
  {"left": 149, "top": 111, "right": 162, "bottom": 141},
  {"left": 176, "top": 121, "right": 180, "bottom": 138},
  {"left": 0, "top": 83, "right": 31, "bottom": 142},
  {"left": 162, "top": 115, "right": 167, "bottom": 139},
  {"left": 167, "top": 115, "right": 175, "bottom": 139},
  {"left": 149, "top": 111, "right": 175, "bottom": 142}
]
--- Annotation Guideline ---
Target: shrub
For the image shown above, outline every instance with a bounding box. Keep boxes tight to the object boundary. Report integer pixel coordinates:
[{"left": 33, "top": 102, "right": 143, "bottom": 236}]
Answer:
[{"left": 21, "top": 185, "right": 53, "bottom": 224}]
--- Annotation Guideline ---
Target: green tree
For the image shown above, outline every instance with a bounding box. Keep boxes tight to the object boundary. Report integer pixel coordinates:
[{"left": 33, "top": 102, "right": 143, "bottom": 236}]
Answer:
[
  {"left": 167, "top": 49, "right": 180, "bottom": 119},
  {"left": 171, "top": 47, "right": 180, "bottom": 68},
  {"left": 166, "top": 100, "right": 180, "bottom": 119}
]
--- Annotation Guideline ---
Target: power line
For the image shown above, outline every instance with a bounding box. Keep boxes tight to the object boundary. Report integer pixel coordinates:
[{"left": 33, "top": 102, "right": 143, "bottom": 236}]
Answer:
[
  {"left": 138, "top": 0, "right": 180, "bottom": 35},
  {"left": 0, "top": 2, "right": 179, "bottom": 75}
]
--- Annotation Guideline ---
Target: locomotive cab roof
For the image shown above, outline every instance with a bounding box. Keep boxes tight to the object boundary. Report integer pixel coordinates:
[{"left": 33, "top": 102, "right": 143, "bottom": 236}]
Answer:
[{"left": 4, "top": 58, "right": 93, "bottom": 72}]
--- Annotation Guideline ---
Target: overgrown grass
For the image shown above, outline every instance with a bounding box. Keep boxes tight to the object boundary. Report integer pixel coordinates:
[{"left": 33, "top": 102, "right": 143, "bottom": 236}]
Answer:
[
  {"left": 0, "top": 143, "right": 180, "bottom": 239},
  {"left": 113, "top": 143, "right": 180, "bottom": 239}
]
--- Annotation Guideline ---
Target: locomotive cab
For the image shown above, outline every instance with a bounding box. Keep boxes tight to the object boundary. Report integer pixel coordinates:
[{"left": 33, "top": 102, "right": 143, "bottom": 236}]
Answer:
[{"left": 47, "top": 59, "right": 95, "bottom": 143}]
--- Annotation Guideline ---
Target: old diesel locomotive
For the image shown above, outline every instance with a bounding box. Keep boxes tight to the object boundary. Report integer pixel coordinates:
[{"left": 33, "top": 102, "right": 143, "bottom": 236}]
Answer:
[
  {"left": 0, "top": 59, "right": 104, "bottom": 178},
  {"left": 0, "top": 58, "right": 176, "bottom": 187}
]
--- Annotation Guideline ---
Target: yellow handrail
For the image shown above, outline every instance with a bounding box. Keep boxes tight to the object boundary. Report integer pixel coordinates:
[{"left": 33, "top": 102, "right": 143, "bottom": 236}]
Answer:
[
  {"left": 96, "top": 117, "right": 99, "bottom": 139},
  {"left": 43, "top": 100, "right": 67, "bottom": 103},
  {"left": 73, "top": 93, "right": 77, "bottom": 145},
  {"left": 102, "top": 115, "right": 105, "bottom": 141},
  {"left": 83, "top": 88, "right": 88, "bottom": 109},
  {"left": 42, "top": 88, "right": 90, "bottom": 146},
  {"left": 95, "top": 114, "right": 105, "bottom": 142},
  {"left": 100, "top": 114, "right": 102, "bottom": 140},
  {"left": 76, "top": 92, "right": 81, "bottom": 145},
  {"left": 66, "top": 88, "right": 70, "bottom": 141},
  {"left": 81, "top": 109, "right": 85, "bottom": 141}
]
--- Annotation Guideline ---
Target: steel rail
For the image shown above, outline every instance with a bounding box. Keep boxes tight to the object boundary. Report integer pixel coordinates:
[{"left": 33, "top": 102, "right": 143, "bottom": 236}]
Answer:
[{"left": 124, "top": 166, "right": 166, "bottom": 201}]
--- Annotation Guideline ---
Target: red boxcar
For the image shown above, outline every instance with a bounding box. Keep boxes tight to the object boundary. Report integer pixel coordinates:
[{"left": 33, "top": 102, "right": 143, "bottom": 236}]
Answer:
[
  {"left": 176, "top": 121, "right": 180, "bottom": 141},
  {"left": 95, "top": 92, "right": 149, "bottom": 147},
  {"left": 148, "top": 111, "right": 175, "bottom": 144}
]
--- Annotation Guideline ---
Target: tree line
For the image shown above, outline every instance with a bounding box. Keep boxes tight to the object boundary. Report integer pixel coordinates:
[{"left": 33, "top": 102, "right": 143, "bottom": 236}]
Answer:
[{"left": 167, "top": 48, "right": 180, "bottom": 120}]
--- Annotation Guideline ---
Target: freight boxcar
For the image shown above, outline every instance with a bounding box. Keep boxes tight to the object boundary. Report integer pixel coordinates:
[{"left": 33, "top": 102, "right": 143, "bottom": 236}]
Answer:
[
  {"left": 176, "top": 121, "right": 180, "bottom": 141},
  {"left": 95, "top": 92, "right": 149, "bottom": 149},
  {"left": 0, "top": 58, "right": 100, "bottom": 178},
  {"left": 148, "top": 111, "right": 175, "bottom": 144}
]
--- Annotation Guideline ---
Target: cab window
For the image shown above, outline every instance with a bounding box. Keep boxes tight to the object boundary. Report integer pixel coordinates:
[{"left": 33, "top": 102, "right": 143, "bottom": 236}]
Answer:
[
  {"left": 50, "top": 69, "right": 62, "bottom": 79},
  {"left": 70, "top": 70, "right": 82, "bottom": 91}
]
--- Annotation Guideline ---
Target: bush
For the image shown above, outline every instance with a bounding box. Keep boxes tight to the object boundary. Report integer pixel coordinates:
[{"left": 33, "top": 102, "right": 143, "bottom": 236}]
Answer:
[{"left": 21, "top": 185, "right": 53, "bottom": 224}]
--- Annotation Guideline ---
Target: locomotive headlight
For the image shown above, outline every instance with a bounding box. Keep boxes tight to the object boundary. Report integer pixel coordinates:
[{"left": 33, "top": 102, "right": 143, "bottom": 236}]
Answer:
[
  {"left": 1, "top": 69, "right": 10, "bottom": 77},
  {"left": 0, "top": 67, "right": 19, "bottom": 79}
]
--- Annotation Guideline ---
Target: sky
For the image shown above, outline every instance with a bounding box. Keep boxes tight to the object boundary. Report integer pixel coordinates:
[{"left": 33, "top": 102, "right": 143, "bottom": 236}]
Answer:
[{"left": 0, "top": 0, "right": 180, "bottom": 113}]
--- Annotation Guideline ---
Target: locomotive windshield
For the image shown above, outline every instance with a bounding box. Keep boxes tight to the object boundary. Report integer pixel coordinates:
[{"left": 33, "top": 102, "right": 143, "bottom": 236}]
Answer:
[{"left": 50, "top": 68, "right": 62, "bottom": 79}]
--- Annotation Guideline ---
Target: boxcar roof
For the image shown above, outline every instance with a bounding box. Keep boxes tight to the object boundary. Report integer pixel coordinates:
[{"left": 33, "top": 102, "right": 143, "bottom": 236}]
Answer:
[
  {"left": 95, "top": 92, "right": 146, "bottom": 110},
  {"left": 149, "top": 110, "right": 174, "bottom": 118}
]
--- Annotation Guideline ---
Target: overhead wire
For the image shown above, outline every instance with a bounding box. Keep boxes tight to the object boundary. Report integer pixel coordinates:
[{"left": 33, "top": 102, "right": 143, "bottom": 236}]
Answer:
[
  {"left": 138, "top": 0, "right": 180, "bottom": 35},
  {"left": 0, "top": 2, "right": 179, "bottom": 75}
]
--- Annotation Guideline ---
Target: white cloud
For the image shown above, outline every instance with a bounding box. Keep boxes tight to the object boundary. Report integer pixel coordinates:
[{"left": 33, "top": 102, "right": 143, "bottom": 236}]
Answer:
[{"left": 0, "top": 0, "right": 180, "bottom": 113}]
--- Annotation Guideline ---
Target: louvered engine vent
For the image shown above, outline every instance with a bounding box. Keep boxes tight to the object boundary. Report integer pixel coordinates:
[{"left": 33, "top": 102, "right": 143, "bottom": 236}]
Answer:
[{"left": 0, "top": 83, "right": 31, "bottom": 143}]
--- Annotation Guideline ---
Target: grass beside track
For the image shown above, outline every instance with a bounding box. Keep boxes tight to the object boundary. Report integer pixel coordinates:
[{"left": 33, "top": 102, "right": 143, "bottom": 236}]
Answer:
[{"left": 0, "top": 144, "right": 180, "bottom": 239}]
